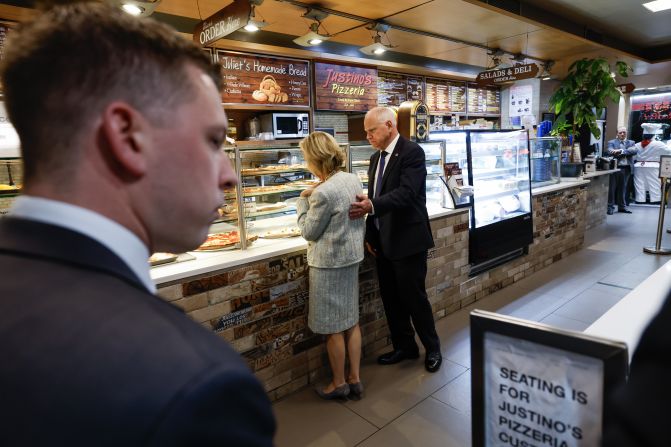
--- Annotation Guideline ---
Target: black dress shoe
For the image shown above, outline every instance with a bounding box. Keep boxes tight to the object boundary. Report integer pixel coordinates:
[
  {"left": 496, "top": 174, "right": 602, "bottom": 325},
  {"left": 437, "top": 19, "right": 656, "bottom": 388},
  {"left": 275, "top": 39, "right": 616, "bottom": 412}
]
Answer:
[
  {"left": 377, "top": 349, "right": 420, "bottom": 365},
  {"left": 425, "top": 351, "right": 442, "bottom": 373},
  {"left": 607, "top": 208, "right": 614, "bottom": 215},
  {"left": 618, "top": 208, "right": 632, "bottom": 214}
]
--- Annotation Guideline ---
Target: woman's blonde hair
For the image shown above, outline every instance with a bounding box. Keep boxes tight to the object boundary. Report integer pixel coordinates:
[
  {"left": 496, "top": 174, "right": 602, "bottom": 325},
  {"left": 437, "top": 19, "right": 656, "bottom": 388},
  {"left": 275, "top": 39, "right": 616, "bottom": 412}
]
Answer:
[{"left": 300, "top": 131, "right": 344, "bottom": 177}]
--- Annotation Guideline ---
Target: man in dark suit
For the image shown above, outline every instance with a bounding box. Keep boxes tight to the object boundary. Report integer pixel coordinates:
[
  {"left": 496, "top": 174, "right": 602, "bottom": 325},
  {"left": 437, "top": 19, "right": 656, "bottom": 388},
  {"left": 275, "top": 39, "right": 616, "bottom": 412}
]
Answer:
[
  {"left": 0, "top": 3, "right": 275, "bottom": 446},
  {"left": 349, "top": 106, "right": 442, "bottom": 373},
  {"left": 602, "top": 289, "right": 671, "bottom": 446},
  {"left": 605, "top": 126, "right": 637, "bottom": 214}
]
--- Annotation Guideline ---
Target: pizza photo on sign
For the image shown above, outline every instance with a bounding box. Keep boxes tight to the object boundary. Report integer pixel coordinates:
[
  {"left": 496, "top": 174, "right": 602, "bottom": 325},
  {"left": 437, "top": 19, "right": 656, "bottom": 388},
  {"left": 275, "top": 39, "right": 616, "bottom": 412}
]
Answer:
[{"left": 252, "top": 75, "right": 289, "bottom": 103}]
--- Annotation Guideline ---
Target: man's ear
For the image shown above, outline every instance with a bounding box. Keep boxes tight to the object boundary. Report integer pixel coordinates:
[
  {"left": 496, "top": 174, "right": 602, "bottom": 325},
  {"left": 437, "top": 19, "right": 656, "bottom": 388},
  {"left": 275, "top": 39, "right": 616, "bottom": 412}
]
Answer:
[{"left": 101, "top": 101, "right": 149, "bottom": 177}]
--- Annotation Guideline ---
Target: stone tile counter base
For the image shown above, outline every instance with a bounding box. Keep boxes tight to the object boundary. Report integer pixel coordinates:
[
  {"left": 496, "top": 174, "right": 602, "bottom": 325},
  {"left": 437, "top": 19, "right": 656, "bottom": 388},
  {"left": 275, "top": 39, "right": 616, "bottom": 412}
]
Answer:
[{"left": 157, "top": 184, "right": 589, "bottom": 402}]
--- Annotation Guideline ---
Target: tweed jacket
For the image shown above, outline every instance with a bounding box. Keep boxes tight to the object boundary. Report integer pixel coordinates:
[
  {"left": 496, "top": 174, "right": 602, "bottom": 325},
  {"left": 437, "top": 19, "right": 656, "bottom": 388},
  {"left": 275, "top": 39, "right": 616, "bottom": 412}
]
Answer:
[
  {"left": 0, "top": 217, "right": 275, "bottom": 446},
  {"left": 296, "top": 171, "right": 365, "bottom": 268}
]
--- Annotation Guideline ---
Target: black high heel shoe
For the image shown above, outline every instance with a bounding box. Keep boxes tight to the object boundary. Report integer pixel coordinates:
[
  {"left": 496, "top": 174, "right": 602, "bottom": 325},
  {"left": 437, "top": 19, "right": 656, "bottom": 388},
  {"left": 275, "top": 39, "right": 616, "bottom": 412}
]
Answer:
[{"left": 316, "top": 383, "right": 350, "bottom": 400}]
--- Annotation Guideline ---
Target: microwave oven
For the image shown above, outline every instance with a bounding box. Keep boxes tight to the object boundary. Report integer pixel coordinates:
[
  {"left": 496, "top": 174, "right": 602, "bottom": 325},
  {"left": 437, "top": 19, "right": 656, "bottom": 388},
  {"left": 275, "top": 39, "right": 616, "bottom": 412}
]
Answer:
[{"left": 259, "top": 113, "right": 309, "bottom": 139}]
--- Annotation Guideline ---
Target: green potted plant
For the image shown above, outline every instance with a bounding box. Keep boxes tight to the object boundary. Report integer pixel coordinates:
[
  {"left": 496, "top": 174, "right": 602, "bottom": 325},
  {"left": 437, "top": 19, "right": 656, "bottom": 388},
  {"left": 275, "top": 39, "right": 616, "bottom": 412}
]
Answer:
[{"left": 548, "top": 57, "right": 631, "bottom": 167}]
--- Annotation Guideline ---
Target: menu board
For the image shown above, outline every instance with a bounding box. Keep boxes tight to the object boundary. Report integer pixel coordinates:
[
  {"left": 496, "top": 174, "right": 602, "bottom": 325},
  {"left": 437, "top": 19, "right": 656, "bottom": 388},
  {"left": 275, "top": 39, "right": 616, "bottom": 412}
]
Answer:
[
  {"left": 377, "top": 71, "right": 408, "bottom": 107},
  {"left": 425, "top": 78, "right": 466, "bottom": 113},
  {"left": 407, "top": 76, "right": 425, "bottom": 102},
  {"left": 314, "top": 62, "right": 378, "bottom": 112},
  {"left": 468, "top": 84, "right": 500, "bottom": 115},
  {"left": 486, "top": 88, "right": 501, "bottom": 114},
  {"left": 451, "top": 83, "right": 467, "bottom": 113},
  {"left": 215, "top": 50, "right": 310, "bottom": 106}
]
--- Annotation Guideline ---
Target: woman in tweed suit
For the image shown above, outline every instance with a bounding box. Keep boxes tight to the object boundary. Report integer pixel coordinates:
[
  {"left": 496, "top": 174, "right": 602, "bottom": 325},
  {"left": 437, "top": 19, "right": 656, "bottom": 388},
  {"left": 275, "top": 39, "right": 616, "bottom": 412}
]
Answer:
[{"left": 297, "top": 132, "right": 366, "bottom": 400}]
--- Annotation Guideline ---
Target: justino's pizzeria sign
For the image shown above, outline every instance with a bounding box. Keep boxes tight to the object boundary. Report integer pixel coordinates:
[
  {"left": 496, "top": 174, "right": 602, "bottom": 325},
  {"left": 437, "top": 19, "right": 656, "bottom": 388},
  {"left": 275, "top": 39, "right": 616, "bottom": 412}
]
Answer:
[
  {"left": 476, "top": 63, "right": 539, "bottom": 85},
  {"left": 314, "top": 62, "right": 378, "bottom": 112}
]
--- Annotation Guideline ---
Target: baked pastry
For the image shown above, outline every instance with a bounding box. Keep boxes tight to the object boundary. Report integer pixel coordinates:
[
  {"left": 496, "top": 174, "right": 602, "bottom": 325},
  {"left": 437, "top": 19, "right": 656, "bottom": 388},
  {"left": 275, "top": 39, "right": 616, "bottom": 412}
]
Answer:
[
  {"left": 195, "top": 231, "right": 258, "bottom": 251},
  {"left": 259, "top": 227, "right": 302, "bottom": 239},
  {"left": 148, "top": 252, "right": 178, "bottom": 266}
]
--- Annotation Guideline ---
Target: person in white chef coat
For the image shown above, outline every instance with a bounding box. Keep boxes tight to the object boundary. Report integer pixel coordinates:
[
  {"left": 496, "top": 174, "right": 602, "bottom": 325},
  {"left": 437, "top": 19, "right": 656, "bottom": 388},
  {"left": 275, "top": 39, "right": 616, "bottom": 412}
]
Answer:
[{"left": 633, "top": 123, "right": 671, "bottom": 204}]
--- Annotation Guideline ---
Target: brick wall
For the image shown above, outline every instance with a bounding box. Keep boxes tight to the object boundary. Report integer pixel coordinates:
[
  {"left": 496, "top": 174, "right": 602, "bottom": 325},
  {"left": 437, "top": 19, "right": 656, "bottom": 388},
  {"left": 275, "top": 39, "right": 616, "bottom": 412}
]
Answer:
[
  {"left": 157, "top": 184, "right": 589, "bottom": 402},
  {"left": 585, "top": 174, "right": 610, "bottom": 230}
]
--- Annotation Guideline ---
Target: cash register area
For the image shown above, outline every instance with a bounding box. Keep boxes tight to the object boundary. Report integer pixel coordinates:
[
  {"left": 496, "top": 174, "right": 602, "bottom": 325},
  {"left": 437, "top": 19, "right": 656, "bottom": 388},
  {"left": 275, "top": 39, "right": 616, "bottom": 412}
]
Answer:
[{"left": 272, "top": 203, "right": 668, "bottom": 447}]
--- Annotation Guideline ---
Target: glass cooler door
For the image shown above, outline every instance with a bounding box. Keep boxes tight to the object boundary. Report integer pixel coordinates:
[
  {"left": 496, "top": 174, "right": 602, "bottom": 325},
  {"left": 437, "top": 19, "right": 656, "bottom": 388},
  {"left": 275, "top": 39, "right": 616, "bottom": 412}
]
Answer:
[{"left": 467, "top": 129, "right": 533, "bottom": 273}]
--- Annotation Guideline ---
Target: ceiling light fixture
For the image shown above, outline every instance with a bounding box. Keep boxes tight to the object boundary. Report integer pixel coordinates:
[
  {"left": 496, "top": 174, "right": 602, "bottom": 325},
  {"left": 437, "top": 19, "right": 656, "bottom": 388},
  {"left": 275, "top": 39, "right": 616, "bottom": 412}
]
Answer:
[
  {"left": 244, "top": 0, "right": 268, "bottom": 32},
  {"left": 293, "top": 8, "right": 330, "bottom": 47},
  {"left": 106, "top": 0, "right": 161, "bottom": 17},
  {"left": 643, "top": 0, "right": 671, "bottom": 12},
  {"left": 360, "top": 23, "right": 394, "bottom": 56},
  {"left": 539, "top": 60, "right": 555, "bottom": 80},
  {"left": 121, "top": 3, "right": 143, "bottom": 15}
]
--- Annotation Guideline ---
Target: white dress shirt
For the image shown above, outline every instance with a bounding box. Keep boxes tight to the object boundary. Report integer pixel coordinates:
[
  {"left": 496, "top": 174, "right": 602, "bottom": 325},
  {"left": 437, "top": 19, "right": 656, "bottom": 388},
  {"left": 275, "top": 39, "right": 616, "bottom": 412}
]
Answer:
[
  {"left": 371, "top": 133, "right": 400, "bottom": 215},
  {"left": 9, "top": 196, "right": 155, "bottom": 293}
]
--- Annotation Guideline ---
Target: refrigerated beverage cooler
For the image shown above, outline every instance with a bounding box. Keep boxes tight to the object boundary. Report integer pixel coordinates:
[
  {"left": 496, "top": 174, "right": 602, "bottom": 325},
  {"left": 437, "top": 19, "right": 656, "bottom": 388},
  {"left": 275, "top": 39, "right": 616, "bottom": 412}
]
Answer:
[{"left": 431, "top": 129, "right": 533, "bottom": 275}]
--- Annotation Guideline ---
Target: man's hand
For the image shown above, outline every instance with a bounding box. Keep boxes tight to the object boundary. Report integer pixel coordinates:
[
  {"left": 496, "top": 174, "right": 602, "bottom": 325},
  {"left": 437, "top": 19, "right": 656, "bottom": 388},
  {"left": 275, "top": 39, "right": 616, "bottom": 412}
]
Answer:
[
  {"left": 365, "top": 241, "right": 377, "bottom": 257},
  {"left": 349, "top": 194, "right": 372, "bottom": 219}
]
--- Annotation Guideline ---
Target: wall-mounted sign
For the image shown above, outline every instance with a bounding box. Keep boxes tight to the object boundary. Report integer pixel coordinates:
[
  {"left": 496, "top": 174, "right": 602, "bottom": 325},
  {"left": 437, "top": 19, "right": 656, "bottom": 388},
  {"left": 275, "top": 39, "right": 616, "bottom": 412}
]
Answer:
[
  {"left": 193, "top": 0, "right": 251, "bottom": 47},
  {"left": 314, "top": 62, "right": 378, "bottom": 112},
  {"left": 377, "top": 71, "right": 408, "bottom": 107},
  {"left": 660, "top": 155, "right": 671, "bottom": 178},
  {"left": 425, "top": 78, "right": 466, "bottom": 113},
  {"left": 509, "top": 84, "right": 533, "bottom": 117},
  {"left": 476, "top": 63, "right": 539, "bottom": 85},
  {"left": 407, "top": 76, "right": 425, "bottom": 102},
  {"left": 216, "top": 51, "right": 310, "bottom": 106}
]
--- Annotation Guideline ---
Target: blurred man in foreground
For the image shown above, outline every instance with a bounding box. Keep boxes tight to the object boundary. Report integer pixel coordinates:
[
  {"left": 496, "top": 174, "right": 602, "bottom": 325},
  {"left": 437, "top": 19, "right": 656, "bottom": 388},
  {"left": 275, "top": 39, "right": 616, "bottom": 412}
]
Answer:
[{"left": 0, "top": 3, "right": 275, "bottom": 445}]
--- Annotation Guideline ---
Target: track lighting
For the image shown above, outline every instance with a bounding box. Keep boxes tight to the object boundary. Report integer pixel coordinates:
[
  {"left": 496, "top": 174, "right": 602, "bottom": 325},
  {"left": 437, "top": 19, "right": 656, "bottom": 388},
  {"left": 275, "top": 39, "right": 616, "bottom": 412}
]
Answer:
[
  {"left": 244, "top": 0, "right": 267, "bottom": 32},
  {"left": 540, "top": 61, "right": 555, "bottom": 80},
  {"left": 106, "top": 0, "right": 161, "bottom": 17},
  {"left": 293, "top": 8, "right": 330, "bottom": 46}
]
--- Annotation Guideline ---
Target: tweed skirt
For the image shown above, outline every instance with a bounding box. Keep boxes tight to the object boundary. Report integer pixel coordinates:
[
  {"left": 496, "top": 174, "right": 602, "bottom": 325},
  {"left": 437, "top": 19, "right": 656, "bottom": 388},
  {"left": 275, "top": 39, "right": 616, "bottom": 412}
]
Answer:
[{"left": 308, "top": 263, "right": 359, "bottom": 334}]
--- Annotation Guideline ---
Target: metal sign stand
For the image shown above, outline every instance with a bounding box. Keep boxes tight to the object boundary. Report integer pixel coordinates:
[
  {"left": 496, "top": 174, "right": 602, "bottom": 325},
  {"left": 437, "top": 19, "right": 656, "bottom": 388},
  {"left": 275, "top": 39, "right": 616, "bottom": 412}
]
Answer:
[{"left": 644, "top": 155, "right": 671, "bottom": 254}]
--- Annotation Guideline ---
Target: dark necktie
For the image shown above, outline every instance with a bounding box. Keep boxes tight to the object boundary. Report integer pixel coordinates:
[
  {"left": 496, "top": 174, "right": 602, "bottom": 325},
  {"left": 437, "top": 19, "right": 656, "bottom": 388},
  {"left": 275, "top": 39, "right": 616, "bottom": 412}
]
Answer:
[{"left": 374, "top": 151, "right": 388, "bottom": 198}]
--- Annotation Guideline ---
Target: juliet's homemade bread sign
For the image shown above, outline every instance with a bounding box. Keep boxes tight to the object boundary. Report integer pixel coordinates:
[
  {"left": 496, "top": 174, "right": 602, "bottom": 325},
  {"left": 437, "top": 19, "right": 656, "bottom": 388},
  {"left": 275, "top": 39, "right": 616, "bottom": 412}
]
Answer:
[{"left": 215, "top": 50, "right": 310, "bottom": 106}]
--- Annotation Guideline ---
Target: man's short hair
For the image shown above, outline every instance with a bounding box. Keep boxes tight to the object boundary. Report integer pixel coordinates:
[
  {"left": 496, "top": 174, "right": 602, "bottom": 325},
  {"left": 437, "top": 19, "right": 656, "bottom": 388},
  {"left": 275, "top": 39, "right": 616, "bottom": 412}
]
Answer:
[
  {"left": 1, "top": 2, "right": 221, "bottom": 182},
  {"left": 366, "top": 106, "right": 397, "bottom": 127},
  {"left": 617, "top": 126, "right": 627, "bottom": 133}
]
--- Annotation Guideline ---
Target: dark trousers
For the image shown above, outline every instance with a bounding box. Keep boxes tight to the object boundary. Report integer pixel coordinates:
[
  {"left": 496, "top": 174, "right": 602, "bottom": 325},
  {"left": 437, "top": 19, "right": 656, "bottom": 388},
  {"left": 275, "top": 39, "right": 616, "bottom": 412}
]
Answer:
[
  {"left": 608, "top": 166, "right": 631, "bottom": 210},
  {"left": 375, "top": 249, "right": 440, "bottom": 354}
]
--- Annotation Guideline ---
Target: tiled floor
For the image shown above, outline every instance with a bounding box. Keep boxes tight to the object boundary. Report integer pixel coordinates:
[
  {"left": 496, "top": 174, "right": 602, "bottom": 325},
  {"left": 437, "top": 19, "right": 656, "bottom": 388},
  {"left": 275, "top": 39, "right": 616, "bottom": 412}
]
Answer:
[{"left": 273, "top": 203, "right": 670, "bottom": 447}]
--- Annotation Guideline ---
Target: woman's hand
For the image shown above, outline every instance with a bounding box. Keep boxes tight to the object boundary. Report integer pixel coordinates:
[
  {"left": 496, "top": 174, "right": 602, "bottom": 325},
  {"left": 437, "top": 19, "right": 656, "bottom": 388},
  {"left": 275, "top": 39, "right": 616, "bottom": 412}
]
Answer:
[{"left": 300, "top": 187, "right": 315, "bottom": 198}]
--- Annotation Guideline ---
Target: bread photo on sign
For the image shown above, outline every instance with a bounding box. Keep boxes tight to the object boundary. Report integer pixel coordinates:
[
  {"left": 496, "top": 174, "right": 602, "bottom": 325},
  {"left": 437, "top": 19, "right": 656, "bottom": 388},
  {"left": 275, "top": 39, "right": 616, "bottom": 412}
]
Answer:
[{"left": 252, "top": 75, "right": 289, "bottom": 103}]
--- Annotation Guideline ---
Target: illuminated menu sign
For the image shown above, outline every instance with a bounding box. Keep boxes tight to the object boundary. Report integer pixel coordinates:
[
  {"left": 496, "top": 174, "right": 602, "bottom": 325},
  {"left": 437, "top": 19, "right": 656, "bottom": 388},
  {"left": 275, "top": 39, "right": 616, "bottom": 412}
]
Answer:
[
  {"left": 216, "top": 50, "right": 310, "bottom": 106},
  {"left": 468, "top": 84, "right": 500, "bottom": 115},
  {"left": 377, "top": 71, "right": 408, "bottom": 107},
  {"left": 425, "top": 78, "right": 466, "bottom": 113},
  {"left": 407, "top": 76, "right": 425, "bottom": 102},
  {"left": 315, "top": 62, "right": 378, "bottom": 111}
]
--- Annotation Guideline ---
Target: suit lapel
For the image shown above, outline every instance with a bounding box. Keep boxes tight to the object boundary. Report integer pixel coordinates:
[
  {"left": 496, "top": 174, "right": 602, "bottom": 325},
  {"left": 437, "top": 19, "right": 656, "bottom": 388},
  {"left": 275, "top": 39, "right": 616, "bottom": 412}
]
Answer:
[
  {"left": 379, "top": 137, "right": 404, "bottom": 193},
  {"left": 0, "top": 217, "right": 146, "bottom": 291},
  {"left": 368, "top": 151, "right": 380, "bottom": 197}
]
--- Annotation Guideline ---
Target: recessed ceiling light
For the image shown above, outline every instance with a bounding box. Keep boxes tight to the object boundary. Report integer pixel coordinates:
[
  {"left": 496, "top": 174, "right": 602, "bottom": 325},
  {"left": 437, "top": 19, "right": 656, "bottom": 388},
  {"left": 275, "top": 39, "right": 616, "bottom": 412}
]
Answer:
[
  {"left": 121, "top": 3, "right": 144, "bottom": 15},
  {"left": 642, "top": 0, "right": 671, "bottom": 12}
]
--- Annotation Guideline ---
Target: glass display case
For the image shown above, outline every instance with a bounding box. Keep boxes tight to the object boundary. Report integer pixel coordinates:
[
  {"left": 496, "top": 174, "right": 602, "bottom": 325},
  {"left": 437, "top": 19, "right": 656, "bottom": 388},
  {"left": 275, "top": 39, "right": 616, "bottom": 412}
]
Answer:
[
  {"left": 430, "top": 129, "right": 533, "bottom": 274},
  {"left": 529, "top": 136, "right": 561, "bottom": 187},
  {"left": 200, "top": 141, "right": 349, "bottom": 252},
  {"left": 348, "top": 141, "right": 445, "bottom": 208},
  {"left": 422, "top": 140, "right": 445, "bottom": 206},
  {"left": 430, "top": 131, "right": 471, "bottom": 208},
  {"left": 0, "top": 157, "right": 22, "bottom": 214}
]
